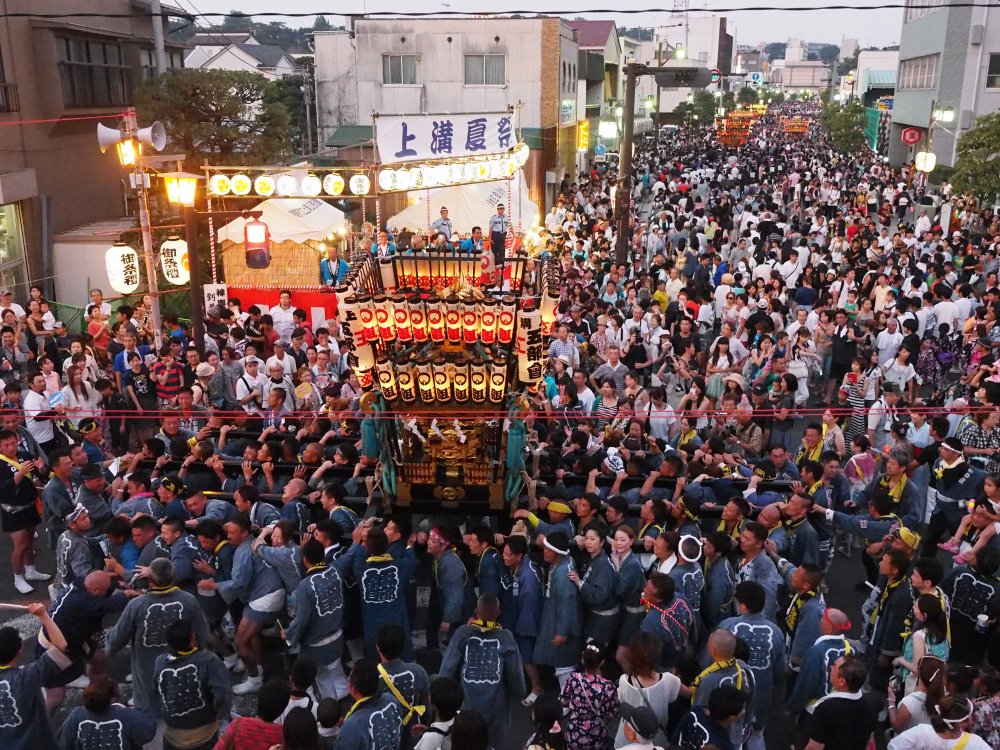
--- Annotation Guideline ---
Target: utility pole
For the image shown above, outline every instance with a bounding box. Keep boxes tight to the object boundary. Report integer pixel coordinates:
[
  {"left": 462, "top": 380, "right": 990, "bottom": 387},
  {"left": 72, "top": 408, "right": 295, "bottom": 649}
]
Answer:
[
  {"left": 125, "top": 108, "right": 164, "bottom": 350},
  {"left": 184, "top": 204, "right": 204, "bottom": 348},
  {"left": 614, "top": 62, "right": 639, "bottom": 266},
  {"left": 150, "top": 0, "right": 168, "bottom": 75},
  {"left": 303, "top": 72, "right": 314, "bottom": 155}
]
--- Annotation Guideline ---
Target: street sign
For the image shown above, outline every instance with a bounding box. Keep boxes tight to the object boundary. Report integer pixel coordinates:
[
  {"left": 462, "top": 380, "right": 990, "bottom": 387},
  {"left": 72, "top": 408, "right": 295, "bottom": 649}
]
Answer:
[
  {"left": 595, "top": 143, "right": 607, "bottom": 156},
  {"left": 710, "top": 68, "right": 722, "bottom": 83},
  {"left": 576, "top": 121, "right": 589, "bottom": 152},
  {"left": 749, "top": 72, "right": 763, "bottom": 85},
  {"left": 901, "top": 127, "right": 923, "bottom": 146}
]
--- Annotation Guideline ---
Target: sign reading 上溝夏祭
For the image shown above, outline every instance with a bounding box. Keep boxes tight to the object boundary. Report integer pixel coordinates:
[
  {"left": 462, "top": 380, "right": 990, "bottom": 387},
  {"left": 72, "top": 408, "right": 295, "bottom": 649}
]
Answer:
[{"left": 376, "top": 112, "right": 517, "bottom": 164}]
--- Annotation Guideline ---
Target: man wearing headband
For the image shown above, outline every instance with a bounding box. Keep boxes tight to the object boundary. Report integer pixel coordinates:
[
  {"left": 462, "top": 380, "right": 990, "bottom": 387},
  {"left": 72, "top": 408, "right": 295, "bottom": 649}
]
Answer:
[
  {"left": 76, "top": 462, "right": 113, "bottom": 536},
  {"left": 513, "top": 499, "right": 575, "bottom": 545},
  {"left": 668, "top": 534, "right": 705, "bottom": 613},
  {"left": 53, "top": 504, "right": 102, "bottom": 591},
  {"left": 787, "top": 608, "right": 858, "bottom": 717},
  {"left": 921, "top": 435, "right": 984, "bottom": 557},
  {"left": 533, "top": 531, "right": 582, "bottom": 690},
  {"left": 426, "top": 526, "right": 472, "bottom": 650}
]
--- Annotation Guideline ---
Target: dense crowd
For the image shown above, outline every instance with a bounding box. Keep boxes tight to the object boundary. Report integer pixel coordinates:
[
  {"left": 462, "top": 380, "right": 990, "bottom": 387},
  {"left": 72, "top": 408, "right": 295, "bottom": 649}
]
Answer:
[{"left": 0, "top": 101, "right": 998, "bottom": 750}]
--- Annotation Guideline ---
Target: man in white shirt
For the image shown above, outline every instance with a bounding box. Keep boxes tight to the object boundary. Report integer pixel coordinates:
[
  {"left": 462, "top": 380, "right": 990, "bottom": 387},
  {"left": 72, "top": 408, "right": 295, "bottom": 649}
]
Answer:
[
  {"left": 265, "top": 341, "right": 297, "bottom": 378},
  {"left": 571, "top": 370, "right": 596, "bottom": 413},
  {"left": 81, "top": 288, "right": 109, "bottom": 323},
  {"left": 23, "top": 371, "right": 57, "bottom": 450},
  {"left": 0, "top": 289, "right": 26, "bottom": 320},
  {"left": 269, "top": 290, "right": 296, "bottom": 344},
  {"left": 932, "top": 288, "right": 959, "bottom": 336},
  {"left": 875, "top": 318, "right": 904, "bottom": 366},
  {"left": 235, "top": 357, "right": 267, "bottom": 412}
]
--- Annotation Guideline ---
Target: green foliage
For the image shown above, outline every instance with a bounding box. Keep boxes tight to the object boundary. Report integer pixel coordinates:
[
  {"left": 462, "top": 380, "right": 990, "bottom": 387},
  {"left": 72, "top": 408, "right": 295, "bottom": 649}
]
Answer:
[
  {"left": 838, "top": 53, "right": 859, "bottom": 77},
  {"left": 821, "top": 101, "right": 868, "bottom": 155},
  {"left": 952, "top": 112, "right": 1000, "bottom": 200},
  {"left": 222, "top": 11, "right": 251, "bottom": 30},
  {"left": 770, "top": 91, "right": 786, "bottom": 104},
  {"left": 135, "top": 69, "right": 292, "bottom": 166},
  {"left": 268, "top": 74, "right": 314, "bottom": 156},
  {"left": 817, "top": 44, "right": 840, "bottom": 65},
  {"left": 722, "top": 91, "right": 736, "bottom": 111},
  {"left": 620, "top": 26, "right": 655, "bottom": 41},
  {"left": 737, "top": 87, "right": 758, "bottom": 105},
  {"left": 764, "top": 42, "right": 786, "bottom": 60},
  {"left": 313, "top": 16, "right": 333, "bottom": 31}
]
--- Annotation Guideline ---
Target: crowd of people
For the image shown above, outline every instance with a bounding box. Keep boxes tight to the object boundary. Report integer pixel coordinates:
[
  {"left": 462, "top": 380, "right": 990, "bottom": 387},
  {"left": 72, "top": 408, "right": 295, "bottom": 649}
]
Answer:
[{"left": 0, "top": 100, "right": 998, "bottom": 750}]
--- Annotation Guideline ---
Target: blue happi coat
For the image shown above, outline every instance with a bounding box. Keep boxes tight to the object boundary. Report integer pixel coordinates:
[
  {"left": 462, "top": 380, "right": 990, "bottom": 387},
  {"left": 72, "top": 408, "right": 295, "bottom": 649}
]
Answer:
[{"left": 533, "top": 555, "right": 582, "bottom": 668}]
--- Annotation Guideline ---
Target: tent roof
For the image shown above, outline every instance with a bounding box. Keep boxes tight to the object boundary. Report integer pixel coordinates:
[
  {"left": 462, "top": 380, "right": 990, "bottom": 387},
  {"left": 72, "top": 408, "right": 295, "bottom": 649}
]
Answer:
[
  {"left": 216, "top": 198, "right": 345, "bottom": 244},
  {"left": 387, "top": 175, "right": 538, "bottom": 235}
]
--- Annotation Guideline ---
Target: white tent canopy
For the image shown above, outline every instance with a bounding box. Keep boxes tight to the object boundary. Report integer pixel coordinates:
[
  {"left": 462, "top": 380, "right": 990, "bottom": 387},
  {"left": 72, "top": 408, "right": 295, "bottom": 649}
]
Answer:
[
  {"left": 387, "top": 173, "right": 539, "bottom": 235},
  {"left": 216, "top": 198, "right": 346, "bottom": 244}
]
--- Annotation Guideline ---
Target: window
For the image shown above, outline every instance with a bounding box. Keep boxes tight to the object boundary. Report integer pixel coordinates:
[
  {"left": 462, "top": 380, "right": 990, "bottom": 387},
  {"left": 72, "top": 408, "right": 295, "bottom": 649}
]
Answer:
[
  {"left": 988, "top": 54, "right": 1000, "bottom": 89},
  {"left": 905, "top": 0, "right": 945, "bottom": 23},
  {"left": 898, "top": 54, "right": 939, "bottom": 90},
  {"left": 382, "top": 54, "right": 417, "bottom": 85},
  {"left": 58, "top": 36, "right": 130, "bottom": 108},
  {"left": 464, "top": 54, "right": 505, "bottom": 86}
]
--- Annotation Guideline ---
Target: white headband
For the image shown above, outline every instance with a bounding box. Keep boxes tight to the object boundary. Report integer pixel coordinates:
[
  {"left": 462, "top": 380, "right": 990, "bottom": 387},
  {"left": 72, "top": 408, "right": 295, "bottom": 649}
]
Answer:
[
  {"left": 679, "top": 534, "right": 703, "bottom": 563},
  {"left": 542, "top": 537, "right": 569, "bottom": 556}
]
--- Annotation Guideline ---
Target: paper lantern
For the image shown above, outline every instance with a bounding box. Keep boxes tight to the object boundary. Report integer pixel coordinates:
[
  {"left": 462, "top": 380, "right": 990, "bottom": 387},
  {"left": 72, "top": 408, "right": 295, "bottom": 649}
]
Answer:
[
  {"left": 378, "top": 169, "right": 396, "bottom": 191},
  {"left": 254, "top": 175, "right": 276, "bottom": 196},
  {"left": 396, "top": 359, "right": 416, "bottom": 402},
  {"left": 415, "top": 358, "right": 434, "bottom": 403},
  {"left": 445, "top": 295, "right": 462, "bottom": 343},
  {"left": 539, "top": 288, "right": 559, "bottom": 336},
  {"left": 230, "top": 174, "right": 252, "bottom": 195},
  {"left": 356, "top": 293, "right": 378, "bottom": 344},
  {"left": 426, "top": 294, "right": 446, "bottom": 343},
  {"left": 408, "top": 294, "right": 428, "bottom": 343},
  {"left": 338, "top": 294, "right": 365, "bottom": 353},
  {"left": 301, "top": 174, "right": 322, "bottom": 197},
  {"left": 159, "top": 236, "right": 190, "bottom": 286},
  {"left": 208, "top": 174, "right": 231, "bottom": 196},
  {"left": 432, "top": 357, "right": 451, "bottom": 402},
  {"left": 479, "top": 297, "right": 498, "bottom": 344},
  {"left": 489, "top": 356, "right": 507, "bottom": 403},
  {"left": 516, "top": 307, "right": 545, "bottom": 386},
  {"left": 461, "top": 297, "right": 479, "bottom": 344},
  {"left": 323, "top": 173, "right": 345, "bottom": 196},
  {"left": 470, "top": 358, "right": 488, "bottom": 403},
  {"left": 351, "top": 345, "right": 376, "bottom": 390},
  {"left": 105, "top": 241, "right": 141, "bottom": 295},
  {"left": 277, "top": 175, "right": 298, "bottom": 196},
  {"left": 376, "top": 356, "right": 398, "bottom": 401},
  {"left": 349, "top": 174, "right": 371, "bottom": 195},
  {"left": 452, "top": 356, "right": 470, "bottom": 402},
  {"left": 391, "top": 292, "right": 411, "bottom": 342},
  {"left": 498, "top": 295, "right": 516, "bottom": 344},
  {"left": 379, "top": 257, "right": 397, "bottom": 294},
  {"left": 372, "top": 293, "right": 395, "bottom": 343}
]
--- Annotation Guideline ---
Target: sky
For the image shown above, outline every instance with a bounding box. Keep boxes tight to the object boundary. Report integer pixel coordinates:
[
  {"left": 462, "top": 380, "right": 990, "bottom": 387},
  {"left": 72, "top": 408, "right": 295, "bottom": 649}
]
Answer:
[{"left": 184, "top": 1, "right": 904, "bottom": 47}]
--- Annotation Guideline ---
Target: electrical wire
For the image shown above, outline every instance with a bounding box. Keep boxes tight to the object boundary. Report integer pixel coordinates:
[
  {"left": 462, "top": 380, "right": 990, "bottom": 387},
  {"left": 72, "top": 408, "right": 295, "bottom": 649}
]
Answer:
[
  {"left": 0, "top": 112, "right": 128, "bottom": 128},
  {"left": 0, "top": 4, "right": 997, "bottom": 19}
]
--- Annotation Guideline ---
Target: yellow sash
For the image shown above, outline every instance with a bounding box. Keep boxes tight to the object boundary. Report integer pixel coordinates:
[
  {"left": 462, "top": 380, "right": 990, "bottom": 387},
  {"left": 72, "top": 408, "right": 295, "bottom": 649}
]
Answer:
[{"left": 377, "top": 663, "right": 425, "bottom": 723}]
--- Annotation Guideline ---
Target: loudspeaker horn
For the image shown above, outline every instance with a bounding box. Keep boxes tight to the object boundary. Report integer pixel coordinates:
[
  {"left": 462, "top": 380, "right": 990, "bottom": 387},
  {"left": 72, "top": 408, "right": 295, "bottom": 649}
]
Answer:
[
  {"left": 136, "top": 121, "right": 166, "bottom": 152},
  {"left": 97, "top": 123, "right": 126, "bottom": 152}
]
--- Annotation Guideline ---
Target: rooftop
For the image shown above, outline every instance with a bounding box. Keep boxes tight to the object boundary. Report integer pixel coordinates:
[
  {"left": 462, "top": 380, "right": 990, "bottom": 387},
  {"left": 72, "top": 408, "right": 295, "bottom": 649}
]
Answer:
[{"left": 565, "top": 19, "right": 617, "bottom": 49}]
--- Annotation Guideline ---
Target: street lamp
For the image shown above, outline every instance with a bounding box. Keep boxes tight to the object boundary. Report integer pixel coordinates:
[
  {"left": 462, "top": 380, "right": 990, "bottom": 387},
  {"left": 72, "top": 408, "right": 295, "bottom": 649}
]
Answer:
[
  {"left": 675, "top": 44, "right": 686, "bottom": 60},
  {"left": 97, "top": 110, "right": 167, "bottom": 349},
  {"left": 161, "top": 171, "right": 206, "bottom": 346},
  {"left": 643, "top": 95, "right": 655, "bottom": 111},
  {"left": 933, "top": 101, "right": 956, "bottom": 124}
]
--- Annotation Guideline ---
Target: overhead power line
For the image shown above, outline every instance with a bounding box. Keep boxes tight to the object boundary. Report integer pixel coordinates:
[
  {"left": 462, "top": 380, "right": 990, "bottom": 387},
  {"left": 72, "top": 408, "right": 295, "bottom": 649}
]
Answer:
[{"left": 0, "top": 3, "right": 997, "bottom": 20}]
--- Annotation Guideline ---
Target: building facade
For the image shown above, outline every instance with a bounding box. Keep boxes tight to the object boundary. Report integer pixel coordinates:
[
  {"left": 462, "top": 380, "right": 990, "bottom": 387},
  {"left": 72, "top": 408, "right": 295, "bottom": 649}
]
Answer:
[
  {"left": 184, "top": 32, "right": 297, "bottom": 80},
  {"left": 313, "top": 17, "right": 580, "bottom": 210},
  {"left": 0, "top": 0, "right": 186, "bottom": 302},
  {"left": 889, "top": 0, "right": 1000, "bottom": 168}
]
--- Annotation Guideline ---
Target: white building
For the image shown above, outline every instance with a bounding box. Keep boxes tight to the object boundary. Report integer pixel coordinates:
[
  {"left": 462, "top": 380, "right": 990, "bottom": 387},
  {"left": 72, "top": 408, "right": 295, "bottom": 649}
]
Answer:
[
  {"left": 651, "top": 15, "right": 735, "bottom": 114},
  {"left": 889, "top": 0, "right": 1000, "bottom": 168},
  {"left": 313, "top": 17, "right": 580, "bottom": 208},
  {"left": 184, "top": 31, "right": 297, "bottom": 80}
]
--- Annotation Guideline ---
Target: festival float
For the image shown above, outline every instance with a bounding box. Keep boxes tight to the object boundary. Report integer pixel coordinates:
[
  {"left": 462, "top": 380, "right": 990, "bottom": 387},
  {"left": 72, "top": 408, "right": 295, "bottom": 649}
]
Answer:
[{"left": 336, "top": 244, "right": 559, "bottom": 512}]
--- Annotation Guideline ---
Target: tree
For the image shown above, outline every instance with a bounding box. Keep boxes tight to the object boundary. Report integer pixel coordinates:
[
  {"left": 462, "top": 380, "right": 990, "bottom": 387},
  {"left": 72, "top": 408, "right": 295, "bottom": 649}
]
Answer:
[
  {"left": 822, "top": 101, "right": 867, "bottom": 154},
  {"left": 764, "top": 42, "right": 786, "bottom": 61},
  {"left": 952, "top": 112, "right": 1000, "bottom": 200},
  {"left": 222, "top": 11, "right": 251, "bottom": 30},
  {"left": 691, "top": 90, "right": 718, "bottom": 124},
  {"left": 818, "top": 44, "right": 840, "bottom": 64},
  {"left": 737, "top": 87, "right": 759, "bottom": 106},
  {"left": 838, "top": 52, "right": 859, "bottom": 77},
  {"left": 313, "top": 16, "right": 333, "bottom": 31},
  {"left": 134, "top": 69, "right": 291, "bottom": 166}
]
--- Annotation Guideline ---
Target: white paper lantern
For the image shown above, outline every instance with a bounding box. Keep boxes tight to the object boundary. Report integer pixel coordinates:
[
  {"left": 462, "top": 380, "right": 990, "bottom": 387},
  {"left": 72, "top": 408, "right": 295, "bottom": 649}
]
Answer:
[
  {"left": 106, "top": 242, "right": 141, "bottom": 295},
  {"left": 300, "top": 174, "right": 322, "bottom": 196},
  {"left": 276, "top": 175, "right": 298, "bottom": 196},
  {"left": 159, "top": 237, "right": 190, "bottom": 286},
  {"left": 350, "top": 174, "right": 371, "bottom": 195},
  {"left": 378, "top": 169, "right": 396, "bottom": 191},
  {"left": 323, "top": 173, "right": 345, "bottom": 195},
  {"left": 254, "top": 175, "right": 275, "bottom": 196}
]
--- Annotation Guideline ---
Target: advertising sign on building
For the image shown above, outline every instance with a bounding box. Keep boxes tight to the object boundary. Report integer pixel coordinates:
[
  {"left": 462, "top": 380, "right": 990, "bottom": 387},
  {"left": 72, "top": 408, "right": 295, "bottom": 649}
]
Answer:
[{"left": 376, "top": 112, "right": 517, "bottom": 164}]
